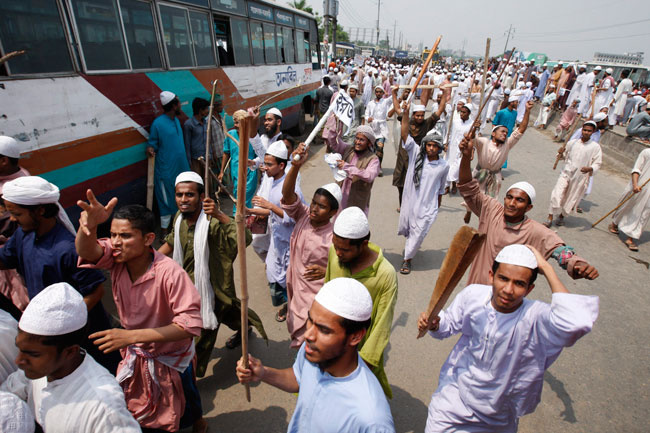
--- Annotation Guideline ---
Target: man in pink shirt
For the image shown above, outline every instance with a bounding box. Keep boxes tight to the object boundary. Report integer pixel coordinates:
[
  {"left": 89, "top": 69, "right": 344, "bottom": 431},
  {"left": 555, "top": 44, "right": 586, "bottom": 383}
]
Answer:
[
  {"left": 75, "top": 190, "right": 207, "bottom": 433},
  {"left": 281, "top": 142, "right": 341, "bottom": 347}
]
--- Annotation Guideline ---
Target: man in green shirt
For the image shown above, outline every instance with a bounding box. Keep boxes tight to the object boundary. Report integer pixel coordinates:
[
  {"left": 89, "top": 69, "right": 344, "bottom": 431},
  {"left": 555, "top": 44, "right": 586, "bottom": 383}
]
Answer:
[
  {"left": 159, "top": 172, "right": 266, "bottom": 377},
  {"left": 324, "top": 206, "right": 398, "bottom": 398}
]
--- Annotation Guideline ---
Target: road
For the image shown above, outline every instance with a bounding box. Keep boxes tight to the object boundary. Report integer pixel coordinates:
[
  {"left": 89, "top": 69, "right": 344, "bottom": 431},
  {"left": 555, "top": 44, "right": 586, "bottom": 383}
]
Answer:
[{"left": 193, "top": 116, "right": 649, "bottom": 433}]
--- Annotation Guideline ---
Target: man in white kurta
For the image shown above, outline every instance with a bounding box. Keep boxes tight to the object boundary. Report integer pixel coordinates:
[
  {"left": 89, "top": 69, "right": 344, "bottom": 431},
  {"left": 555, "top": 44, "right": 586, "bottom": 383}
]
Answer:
[
  {"left": 362, "top": 71, "right": 374, "bottom": 106},
  {"left": 593, "top": 68, "right": 615, "bottom": 113},
  {"left": 610, "top": 148, "right": 650, "bottom": 250},
  {"left": 566, "top": 65, "right": 586, "bottom": 109},
  {"left": 397, "top": 130, "right": 449, "bottom": 271},
  {"left": 545, "top": 121, "right": 602, "bottom": 227},
  {"left": 0, "top": 309, "right": 18, "bottom": 383},
  {"left": 578, "top": 67, "right": 597, "bottom": 117},
  {"left": 446, "top": 102, "right": 473, "bottom": 190},
  {"left": 613, "top": 71, "right": 633, "bottom": 121},
  {"left": 516, "top": 83, "right": 534, "bottom": 123},
  {"left": 419, "top": 244, "right": 599, "bottom": 433}
]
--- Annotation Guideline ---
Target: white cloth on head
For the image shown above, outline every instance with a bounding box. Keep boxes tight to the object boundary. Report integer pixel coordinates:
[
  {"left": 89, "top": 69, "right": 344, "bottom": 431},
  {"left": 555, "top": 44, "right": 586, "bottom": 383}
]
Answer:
[
  {"left": 0, "top": 310, "right": 19, "bottom": 383},
  {"left": 495, "top": 244, "right": 537, "bottom": 269},
  {"left": 320, "top": 183, "right": 342, "bottom": 206},
  {"left": 0, "top": 136, "right": 22, "bottom": 158},
  {"left": 593, "top": 112, "right": 607, "bottom": 122},
  {"left": 266, "top": 141, "right": 288, "bottom": 159},
  {"left": 19, "top": 283, "right": 87, "bottom": 336},
  {"left": 606, "top": 68, "right": 613, "bottom": 75},
  {"left": 267, "top": 107, "right": 283, "bottom": 118},
  {"left": 412, "top": 104, "right": 426, "bottom": 113},
  {"left": 333, "top": 206, "right": 369, "bottom": 239},
  {"left": 507, "top": 181, "right": 536, "bottom": 203},
  {"left": 160, "top": 91, "right": 175, "bottom": 105},
  {"left": 314, "top": 278, "right": 372, "bottom": 321},
  {"left": 175, "top": 171, "right": 203, "bottom": 186},
  {"left": 0, "top": 391, "right": 35, "bottom": 433},
  {"left": 1, "top": 176, "right": 76, "bottom": 235},
  {"left": 172, "top": 210, "right": 218, "bottom": 330}
]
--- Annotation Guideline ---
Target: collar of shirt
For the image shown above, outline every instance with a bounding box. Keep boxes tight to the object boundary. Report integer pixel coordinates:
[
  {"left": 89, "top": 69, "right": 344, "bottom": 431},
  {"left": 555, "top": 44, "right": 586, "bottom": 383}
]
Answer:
[{"left": 43, "top": 351, "right": 89, "bottom": 391}]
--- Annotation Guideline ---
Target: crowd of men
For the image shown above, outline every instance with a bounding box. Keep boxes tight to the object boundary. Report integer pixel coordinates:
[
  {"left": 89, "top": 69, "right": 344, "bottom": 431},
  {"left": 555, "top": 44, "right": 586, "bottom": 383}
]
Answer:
[{"left": 0, "top": 49, "right": 648, "bottom": 433}]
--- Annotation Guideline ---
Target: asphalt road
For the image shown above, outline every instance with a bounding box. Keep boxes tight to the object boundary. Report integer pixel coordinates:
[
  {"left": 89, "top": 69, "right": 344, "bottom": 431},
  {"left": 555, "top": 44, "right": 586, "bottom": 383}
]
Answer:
[{"left": 192, "top": 115, "right": 649, "bottom": 433}]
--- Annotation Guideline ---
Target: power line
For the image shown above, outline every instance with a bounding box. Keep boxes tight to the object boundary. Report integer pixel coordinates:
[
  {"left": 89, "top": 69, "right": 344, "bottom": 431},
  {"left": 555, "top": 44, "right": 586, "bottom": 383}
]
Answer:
[
  {"left": 515, "top": 31, "right": 650, "bottom": 44},
  {"left": 516, "top": 18, "right": 650, "bottom": 36}
]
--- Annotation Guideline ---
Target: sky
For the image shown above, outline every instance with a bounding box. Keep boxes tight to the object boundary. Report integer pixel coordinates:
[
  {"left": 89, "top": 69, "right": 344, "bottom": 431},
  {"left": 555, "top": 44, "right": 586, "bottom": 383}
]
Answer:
[{"left": 279, "top": 0, "right": 650, "bottom": 62}]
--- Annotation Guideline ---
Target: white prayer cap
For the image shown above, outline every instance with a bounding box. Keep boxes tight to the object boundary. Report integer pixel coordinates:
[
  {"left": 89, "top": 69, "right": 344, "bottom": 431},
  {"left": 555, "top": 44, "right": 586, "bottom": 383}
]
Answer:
[
  {"left": 507, "top": 181, "right": 536, "bottom": 203},
  {"left": 584, "top": 120, "right": 598, "bottom": 129},
  {"left": 2, "top": 176, "right": 61, "bottom": 206},
  {"left": 594, "top": 65, "right": 602, "bottom": 71},
  {"left": 504, "top": 88, "right": 511, "bottom": 95},
  {"left": 175, "top": 171, "right": 204, "bottom": 186},
  {"left": 579, "top": 64, "right": 586, "bottom": 69},
  {"left": 333, "top": 206, "right": 369, "bottom": 239},
  {"left": 334, "top": 67, "right": 339, "bottom": 72},
  {"left": 349, "top": 84, "right": 359, "bottom": 90},
  {"left": 374, "top": 85, "right": 384, "bottom": 92},
  {"left": 320, "top": 183, "right": 342, "bottom": 206},
  {"left": 558, "top": 61, "right": 564, "bottom": 65},
  {"left": 463, "top": 103, "right": 474, "bottom": 112},
  {"left": 266, "top": 141, "right": 288, "bottom": 160},
  {"left": 412, "top": 104, "right": 426, "bottom": 113},
  {"left": 267, "top": 107, "right": 283, "bottom": 118},
  {"left": 495, "top": 244, "right": 538, "bottom": 270},
  {"left": 160, "top": 91, "right": 176, "bottom": 105},
  {"left": 19, "top": 283, "right": 87, "bottom": 336},
  {"left": 606, "top": 68, "right": 613, "bottom": 74},
  {"left": 543, "top": 63, "right": 548, "bottom": 67},
  {"left": 0, "top": 135, "right": 22, "bottom": 158},
  {"left": 0, "top": 391, "right": 35, "bottom": 433},
  {"left": 593, "top": 112, "right": 607, "bottom": 122},
  {"left": 340, "top": 80, "right": 349, "bottom": 87},
  {"left": 492, "top": 124, "right": 508, "bottom": 133},
  {"left": 329, "top": 66, "right": 334, "bottom": 71},
  {"left": 508, "top": 94, "right": 519, "bottom": 103},
  {"left": 314, "top": 278, "right": 372, "bottom": 321},
  {"left": 526, "top": 81, "right": 532, "bottom": 87}
]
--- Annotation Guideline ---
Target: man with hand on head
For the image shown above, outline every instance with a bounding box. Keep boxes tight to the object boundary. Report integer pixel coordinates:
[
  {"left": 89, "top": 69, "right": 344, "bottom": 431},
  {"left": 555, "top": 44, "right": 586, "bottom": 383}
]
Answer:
[
  {"left": 236, "top": 278, "right": 395, "bottom": 433},
  {"left": 1, "top": 282, "right": 140, "bottom": 432},
  {"left": 419, "top": 244, "right": 599, "bottom": 432}
]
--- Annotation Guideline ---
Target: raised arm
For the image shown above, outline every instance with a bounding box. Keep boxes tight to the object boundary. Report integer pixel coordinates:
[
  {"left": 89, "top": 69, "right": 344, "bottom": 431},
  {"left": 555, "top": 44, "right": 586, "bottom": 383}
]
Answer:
[
  {"left": 75, "top": 189, "right": 117, "bottom": 263},
  {"left": 434, "top": 90, "right": 449, "bottom": 118},
  {"left": 282, "top": 143, "right": 308, "bottom": 205},
  {"left": 400, "top": 97, "right": 411, "bottom": 145},
  {"left": 458, "top": 133, "right": 475, "bottom": 186}
]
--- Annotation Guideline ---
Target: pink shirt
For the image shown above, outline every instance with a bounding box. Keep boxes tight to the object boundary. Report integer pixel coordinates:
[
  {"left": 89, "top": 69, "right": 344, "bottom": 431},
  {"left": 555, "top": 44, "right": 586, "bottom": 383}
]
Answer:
[
  {"left": 282, "top": 199, "right": 333, "bottom": 347},
  {"left": 79, "top": 239, "right": 202, "bottom": 431},
  {"left": 474, "top": 129, "right": 522, "bottom": 172}
]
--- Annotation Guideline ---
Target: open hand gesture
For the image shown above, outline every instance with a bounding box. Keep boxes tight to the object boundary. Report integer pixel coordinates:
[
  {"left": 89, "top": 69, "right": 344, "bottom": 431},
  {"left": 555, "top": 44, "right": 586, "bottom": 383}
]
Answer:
[{"left": 77, "top": 189, "right": 117, "bottom": 236}]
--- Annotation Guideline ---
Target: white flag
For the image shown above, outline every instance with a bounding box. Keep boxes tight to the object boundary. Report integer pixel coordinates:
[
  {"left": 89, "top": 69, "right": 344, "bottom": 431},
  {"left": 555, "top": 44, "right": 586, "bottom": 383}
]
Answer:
[{"left": 332, "top": 91, "right": 355, "bottom": 127}]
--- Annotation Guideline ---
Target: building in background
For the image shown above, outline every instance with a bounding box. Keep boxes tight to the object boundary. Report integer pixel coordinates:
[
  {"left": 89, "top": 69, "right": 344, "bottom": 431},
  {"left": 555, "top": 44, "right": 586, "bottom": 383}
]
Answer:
[{"left": 593, "top": 52, "right": 644, "bottom": 66}]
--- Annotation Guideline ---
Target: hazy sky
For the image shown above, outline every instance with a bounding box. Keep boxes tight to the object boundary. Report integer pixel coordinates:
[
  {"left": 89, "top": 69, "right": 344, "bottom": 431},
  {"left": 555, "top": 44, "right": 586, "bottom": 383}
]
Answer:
[{"left": 280, "top": 0, "right": 650, "bottom": 62}]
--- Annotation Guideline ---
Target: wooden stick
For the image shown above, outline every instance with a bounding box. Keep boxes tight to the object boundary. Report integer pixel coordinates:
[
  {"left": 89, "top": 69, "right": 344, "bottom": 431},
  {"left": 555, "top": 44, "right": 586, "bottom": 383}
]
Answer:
[
  {"left": 205, "top": 80, "right": 218, "bottom": 196},
  {"left": 406, "top": 36, "right": 442, "bottom": 105},
  {"left": 553, "top": 114, "right": 583, "bottom": 170},
  {"left": 146, "top": 155, "right": 155, "bottom": 210},
  {"left": 236, "top": 116, "right": 252, "bottom": 402},
  {"left": 478, "top": 38, "right": 491, "bottom": 118},
  {"left": 197, "top": 157, "right": 237, "bottom": 202},
  {"left": 417, "top": 226, "right": 486, "bottom": 338},
  {"left": 397, "top": 83, "right": 459, "bottom": 89},
  {"left": 258, "top": 81, "right": 302, "bottom": 108},
  {"left": 591, "top": 177, "right": 650, "bottom": 228},
  {"left": 0, "top": 50, "right": 25, "bottom": 65}
]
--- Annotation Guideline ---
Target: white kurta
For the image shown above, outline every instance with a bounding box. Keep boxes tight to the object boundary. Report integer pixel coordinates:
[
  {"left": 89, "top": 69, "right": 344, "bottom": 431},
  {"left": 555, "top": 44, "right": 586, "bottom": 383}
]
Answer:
[
  {"left": 0, "top": 310, "right": 18, "bottom": 383},
  {"left": 578, "top": 72, "right": 595, "bottom": 116},
  {"left": 365, "top": 97, "right": 393, "bottom": 140},
  {"left": 549, "top": 138, "right": 602, "bottom": 216},
  {"left": 362, "top": 75, "right": 373, "bottom": 106},
  {"left": 593, "top": 76, "right": 614, "bottom": 112},
  {"left": 614, "top": 78, "right": 633, "bottom": 117},
  {"left": 398, "top": 136, "right": 449, "bottom": 260},
  {"left": 0, "top": 354, "right": 141, "bottom": 433},
  {"left": 516, "top": 89, "right": 533, "bottom": 123},
  {"left": 446, "top": 115, "right": 472, "bottom": 184},
  {"left": 613, "top": 148, "right": 650, "bottom": 239},
  {"left": 566, "top": 72, "right": 586, "bottom": 108},
  {"left": 485, "top": 87, "right": 504, "bottom": 121},
  {"left": 425, "top": 284, "right": 599, "bottom": 433}
]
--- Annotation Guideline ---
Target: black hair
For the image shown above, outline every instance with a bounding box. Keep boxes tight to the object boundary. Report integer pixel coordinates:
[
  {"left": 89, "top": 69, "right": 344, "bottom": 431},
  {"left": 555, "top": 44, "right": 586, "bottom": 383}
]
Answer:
[
  {"left": 162, "top": 98, "right": 178, "bottom": 113},
  {"left": 0, "top": 155, "right": 19, "bottom": 166},
  {"left": 113, "top": 204, "right": 155, "bottom": 235},
  {"left": 323, "top": 76, "right": 331, "bottom": 85},
  {"left": 279, "top": 133, "right": 296, "bottom": 152},
  {"left": 340, "top": 317, "right": 371, "bottom": 336},
  {"left": 177, "top": 180, "right": 205, "bottom": 195},
  {"left": 192, "top": 97, "right": 210, "bottom": 115},
  {"left": 39, "top": 324, "right": 88, "bottom": 354},
  {"left": 338, "top": 232, "right": 371, "bottom": 247},
  {"left": 491, "top": 260, "right": 539, "bottom": 285},
  {"left": 314, "top": 188, "right": 339, "bottom": 211},
  {"left": 271, "top": 156, "right": 288, "bottom": 167},
  {"left": 21, "top": 202, "right": 60, "bottom": 219}
]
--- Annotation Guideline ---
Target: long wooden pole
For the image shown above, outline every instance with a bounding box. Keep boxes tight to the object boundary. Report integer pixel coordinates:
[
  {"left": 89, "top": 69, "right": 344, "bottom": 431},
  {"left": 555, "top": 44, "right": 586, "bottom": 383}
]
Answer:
[
  {"left": 553, "top": 115, "right": 582, "bottom": 170},
  {"left": 478, "top": 38, "right": 491, "bottom": 120},
  {"left": 146, "top": 156, "right": 155, "bottom": 210},
  {"left": 406, "top": 36, "right": 442, "bottom": 105},
  {"left": 591, "top": 177, "right": 650, "bottom": 228},
  {"left": 236, "top": 116, "right": 252, "bottom": 402}
]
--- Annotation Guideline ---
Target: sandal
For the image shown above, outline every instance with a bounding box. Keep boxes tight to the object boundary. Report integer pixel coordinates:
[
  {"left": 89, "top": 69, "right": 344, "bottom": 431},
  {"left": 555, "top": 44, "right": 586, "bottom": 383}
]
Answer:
[
  {"left": 555, "top": 217, "right": 565, "bottom": 226},
  {"left": 400, "top": 260, "right": 412, "bottom": 275},
  {"left": 226, "top": 327, "right": 252, "bottom": 349},
  {"left": 576, "top": 207, "right": 583, "bottom": 213},
  {"left": 625, "top": 240, "right": 639, "bottom": 252},
  {"left": 543, "top": 220, "right": 552, "bottom": 228},
  {"left": 608, "top": 223, "right": 619, "bottom": 234},
  {"left": 275, "top": 304, "right": 288, "bottom": 322}
]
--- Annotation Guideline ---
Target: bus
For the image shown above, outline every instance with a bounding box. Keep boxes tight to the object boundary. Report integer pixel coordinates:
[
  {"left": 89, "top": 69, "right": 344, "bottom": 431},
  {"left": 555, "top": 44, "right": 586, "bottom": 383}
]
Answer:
[
  {"left": 0, "top": 0, "right": 321, "bottom": 218},
  {"left": 334, "top": 41, "right": 355, "bottom": 59}
]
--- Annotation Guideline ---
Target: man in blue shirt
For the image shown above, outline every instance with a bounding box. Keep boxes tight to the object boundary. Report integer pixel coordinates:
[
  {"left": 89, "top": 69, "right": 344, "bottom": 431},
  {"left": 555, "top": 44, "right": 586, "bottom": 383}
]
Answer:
[
  {"left": 0, "top": 176, "right": 120, "bottom": 374},
  {"left": 183, "top": 97, "right": 210, "bottom": 176},
  {"left": 236, "top": 277, "right": 395, "bottom": 433},
  {"left": 492, "top": 95, "right": 519, "bottom": 137}
]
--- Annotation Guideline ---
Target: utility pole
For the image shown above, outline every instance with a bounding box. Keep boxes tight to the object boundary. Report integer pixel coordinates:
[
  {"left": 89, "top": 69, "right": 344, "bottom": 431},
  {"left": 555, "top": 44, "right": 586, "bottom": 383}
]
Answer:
[
  {"left": 332, "top": 0, "right": 338, "bottom": 60},
  {"left": 503, "top": 24, "right": 514, "bottom": 55},
  {"left": 363, "top": 28, "right": 367, "bottom": 44},
  {"left": 356, "top": 27, "right": 360, "bottom": 43},
  {"left": 393, "top": 20, "right": 397, "bottom": 50},
  {"left": 376, "top": 0, "right": 381, "bottom": 48}
]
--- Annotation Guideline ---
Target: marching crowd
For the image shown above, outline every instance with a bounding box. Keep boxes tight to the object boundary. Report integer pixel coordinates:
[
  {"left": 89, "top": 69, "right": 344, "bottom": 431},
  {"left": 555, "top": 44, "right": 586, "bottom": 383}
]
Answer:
[{"left": 0, "top": 51, "right": 648, "bottom": 433}]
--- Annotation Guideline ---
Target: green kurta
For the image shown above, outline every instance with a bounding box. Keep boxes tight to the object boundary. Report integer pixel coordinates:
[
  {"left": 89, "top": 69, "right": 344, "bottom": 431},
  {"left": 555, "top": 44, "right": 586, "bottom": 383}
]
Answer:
[
  {"left": 166, "top": 213, "right": 267, "bottom": 375},
  {"left": 324, "top": 242, "right": 398, "bottom": 398}
]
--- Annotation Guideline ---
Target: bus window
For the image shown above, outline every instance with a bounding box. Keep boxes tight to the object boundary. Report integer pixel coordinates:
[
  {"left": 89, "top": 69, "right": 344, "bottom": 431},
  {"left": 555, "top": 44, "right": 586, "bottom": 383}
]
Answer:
[
  {"left": 276, "top": 26, "right": 284, "bottom": 63},
  {"left": 159, "top": 5, "right": 193, "bottom": 68},
  {"left": 295, "top": 30, "right": 306, "bottom": 63},
  {"left": 308, "top": 19, "right": 320, "bottom": 67},
  {"left": 119, "top": 0, "right": 162, "bottom": 70},
  {"left": 282, "top": 27, "right": 295, "bottom": 64},
  {"left": 0, "top": 0, "right": 73, "bottom": 74},
  {"left": 214, "top": 17, "right": 234, "bottom": 66},
  {"left": 189, "top": 10, "right": 215, "bottom": 66},
  {"left": 70, "top": 0, "right": 129, "bottom": 71},
  {"left": 263, "top": 23, "right": 277, "bottom": 63},
  {"left": 250, "top": 21, "right": 264, "bottom": 65},
  {"left": 230, "top": 18, "right": 251, "bottom": 65}
]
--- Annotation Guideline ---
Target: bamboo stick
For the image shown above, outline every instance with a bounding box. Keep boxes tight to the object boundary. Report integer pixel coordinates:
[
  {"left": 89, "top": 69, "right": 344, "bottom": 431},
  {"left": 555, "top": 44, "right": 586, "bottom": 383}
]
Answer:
[
  {"left": 478, "top": 38, "right": 491, "bottom": 119},
  {"left": 204, "top": 80, "right": 218, "bottom": 195},
  {"left": 591, "top": 177, "right": 650, "bottom": 228},
  {"left": 406, "top": 36, "right": 442, "bottom": 105},
  {"left": 146, "top": 156, "right": 155, "bottom": 210}
]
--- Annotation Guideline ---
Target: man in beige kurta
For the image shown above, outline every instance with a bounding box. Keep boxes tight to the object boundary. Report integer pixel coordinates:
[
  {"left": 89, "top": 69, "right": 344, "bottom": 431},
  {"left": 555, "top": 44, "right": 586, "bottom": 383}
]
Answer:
[
  {"left": 545, "top": 121, "right": 602, "bottom": 227},
  {"left": 610, "top": 148, "right": 650, "bottom": 251},
  {"left": 457, "top": 133, "right": 599, "bottom": 285}
]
